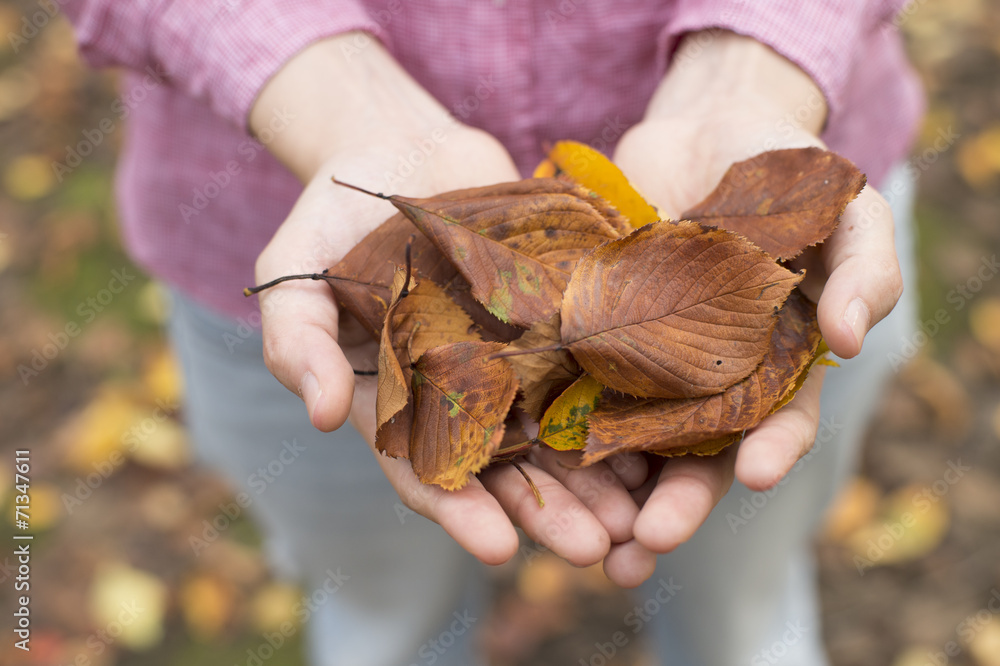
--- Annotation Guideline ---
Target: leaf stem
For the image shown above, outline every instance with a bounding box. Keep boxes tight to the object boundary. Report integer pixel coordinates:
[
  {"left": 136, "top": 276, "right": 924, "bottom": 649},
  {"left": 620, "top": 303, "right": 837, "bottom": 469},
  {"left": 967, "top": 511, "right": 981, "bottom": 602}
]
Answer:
[
  {"left": 492, "top": 439, "right": 539, "bottom": 459},
  {"left": 511, "top": 461, "right": 545, "bottom": 508},
  {"left": 243, "top": 270, "right": 366, "bottom": 296},
  {"left": 331, "top": 176, "right": 392, "bottom": 200}
]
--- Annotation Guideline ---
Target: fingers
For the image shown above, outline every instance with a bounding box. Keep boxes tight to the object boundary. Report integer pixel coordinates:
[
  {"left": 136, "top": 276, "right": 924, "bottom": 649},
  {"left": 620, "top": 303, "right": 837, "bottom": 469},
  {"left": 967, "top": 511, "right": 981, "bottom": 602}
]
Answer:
[
  {"left": 605, "top": 452, "right": 649, "bottom": 491},
  {"left": 603, "top": 539, "right": 658, "bottom": 588},
  {"left": 376, "top": 456, "right": 521, "bottom": 565},
  {"left": 817, "top": 185, "right": 903, "bottom": 358},
  {"left": 735, "top": 365, "right": 826, "bottom": 491},
  {"left": 527, "top": 447, "right": 640, "bottom": 544},
  {"left": 256, "top": 279, "right": 356, "bottom": 432},
  {"left": 478, "top": 462, "right": 611, "bottom": 567},
  {"left": 632, "top": 445, "right": 737, "bottom": 554}
]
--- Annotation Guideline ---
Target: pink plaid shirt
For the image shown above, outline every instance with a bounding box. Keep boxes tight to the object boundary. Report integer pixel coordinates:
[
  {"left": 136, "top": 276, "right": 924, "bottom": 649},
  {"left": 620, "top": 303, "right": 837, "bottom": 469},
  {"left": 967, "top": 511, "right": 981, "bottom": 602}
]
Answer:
[{"left": 65, "top": 0, "right": 923, "bottom": 322}]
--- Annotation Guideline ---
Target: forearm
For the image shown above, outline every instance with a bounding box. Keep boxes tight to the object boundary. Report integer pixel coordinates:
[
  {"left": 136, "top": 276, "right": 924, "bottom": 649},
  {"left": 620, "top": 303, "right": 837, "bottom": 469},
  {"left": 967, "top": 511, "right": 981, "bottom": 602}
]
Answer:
[
  {"left": 646, "top": 30, "right": 828, "bottom": 135},
  {"left": 249, "top": 34, "right": 453, "bottom": 182}
]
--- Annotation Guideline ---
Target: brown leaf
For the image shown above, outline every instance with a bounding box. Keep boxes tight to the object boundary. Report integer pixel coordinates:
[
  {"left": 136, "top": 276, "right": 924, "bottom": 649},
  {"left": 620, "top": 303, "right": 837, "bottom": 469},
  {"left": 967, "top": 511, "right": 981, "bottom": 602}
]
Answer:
[
  {"left": 561, "top": 220, "right": 802, "bottom": 399},
  {"left": 375, "top": 271, "right": 481, "bottom": 457},
  {"left": 582, "top": 290, "right": 822, "bottom": 464},
  {"left": 326, "top": 207, "right": 521, "bottom": 342},
  {"left": 506, "top": 313, "right": 582, "bottom": 420},
  {"left": 385, "top": 178, "right": 627, "bottom": 328},
  {"left": 410, "top": 340, "right": 519, "bottom": 490},
  {"left": 325, "top": 213, "right": 452, "bottom": 339},
  {"left": 682, "top": 147, "right": 866, "bottom": 260}
]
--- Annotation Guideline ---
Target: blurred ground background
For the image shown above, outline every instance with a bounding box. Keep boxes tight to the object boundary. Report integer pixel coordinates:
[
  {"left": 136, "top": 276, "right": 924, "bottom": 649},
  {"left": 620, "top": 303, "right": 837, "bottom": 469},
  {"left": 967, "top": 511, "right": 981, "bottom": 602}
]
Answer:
[{"left": 2, "top": 1, "right": 1000, "bottom": 665}]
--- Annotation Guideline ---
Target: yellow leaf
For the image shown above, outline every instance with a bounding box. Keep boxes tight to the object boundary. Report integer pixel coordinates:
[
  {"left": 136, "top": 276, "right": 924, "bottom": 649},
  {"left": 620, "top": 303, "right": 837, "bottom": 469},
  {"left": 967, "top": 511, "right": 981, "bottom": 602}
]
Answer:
[
  {"left": 3, "top": 154, "right": 55, "bottom": 201},
  {"left": 516, "top": 553, "right": 571, "bottom": 604},
  {"left": 63, "top": 388, "right": 142, "bottom": 475},
  {"left": 90, "top": 563, "right": 167, "bottom": 651},
  {"left": 968, "top": 617, "right": 1000, "bottom": 666},
  {"left": 957, "top": 125, "right": 1000, "bottom": 189},
  {"left": 969, "top": 297, "right": 1000, "bottom": 354},
  {"left": 25, "top": 482, "right": 63, "bottom": 531},
  {"left": 847, "top": 483, "right": 949, "bottom": 567},
  {"left": 137, "top": 282, "right": 173, "bottom": 326},
  {"left": 534, "top": 141, "right": 660, "bottom": 228},
  {"left": 249, "top": 583, "right": 302, "bottom": 634},
  {"left": 142, "top": 345, "right": 183, "bottom": 406},
  {"left": 537, "top": 374, "right": 603, "bottom": 451},
  {"left": 180, "top": 575, "right": 234, "bottom": 641},
  {"left": 127, "top": 418, "right": 190, "bottom": 470},
  {"left": 822, "top": 477, "right": 881, "bottom": 542}
]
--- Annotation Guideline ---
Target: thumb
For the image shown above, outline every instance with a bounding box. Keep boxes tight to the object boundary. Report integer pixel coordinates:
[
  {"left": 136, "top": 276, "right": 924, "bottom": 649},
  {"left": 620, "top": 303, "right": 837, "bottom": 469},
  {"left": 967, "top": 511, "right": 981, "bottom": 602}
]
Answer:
[
  {"left": 256, "top": 278, "right": 356, "bottom": 432},
  {"left": 817, "top": 185, "right": 903, "bottom": 359}
]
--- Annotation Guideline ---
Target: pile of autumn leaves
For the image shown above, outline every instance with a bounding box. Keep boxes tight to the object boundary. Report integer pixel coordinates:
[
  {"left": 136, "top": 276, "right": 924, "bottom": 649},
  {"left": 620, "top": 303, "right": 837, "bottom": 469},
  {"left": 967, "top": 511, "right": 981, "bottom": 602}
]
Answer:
[{"left": 249, "top": 143, "right": 865, "bottom": 491}]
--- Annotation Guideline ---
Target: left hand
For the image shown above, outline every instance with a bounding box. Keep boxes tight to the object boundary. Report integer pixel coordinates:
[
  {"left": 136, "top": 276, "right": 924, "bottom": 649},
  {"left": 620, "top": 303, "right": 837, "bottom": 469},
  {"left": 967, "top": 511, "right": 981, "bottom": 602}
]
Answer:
[{"left": 600, "top": 30, "right": 902, "bottom": 583}]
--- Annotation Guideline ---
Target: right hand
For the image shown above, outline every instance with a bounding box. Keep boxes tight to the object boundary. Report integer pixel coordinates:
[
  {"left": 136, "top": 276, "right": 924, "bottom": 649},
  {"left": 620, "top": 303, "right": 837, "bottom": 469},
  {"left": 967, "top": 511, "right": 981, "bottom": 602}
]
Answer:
[{"left": 251, "top": 36, "right": 653, "bottom": 586}]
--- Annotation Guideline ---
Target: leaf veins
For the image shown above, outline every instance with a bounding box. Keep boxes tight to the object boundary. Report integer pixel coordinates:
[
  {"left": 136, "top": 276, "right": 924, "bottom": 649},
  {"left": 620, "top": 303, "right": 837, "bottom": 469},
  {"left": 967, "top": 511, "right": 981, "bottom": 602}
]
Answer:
[
  {"left": 409, "top": 340, "right": 519, "bottom": 490},
  {"left": 581, "top": 290, "right": 822, "bottom": 464},
  {"left": 682, "top": 147, "right": 866, "bottom": 261},
  {"left": 561, "top": 220, "right": 802, "bottom": 399}
]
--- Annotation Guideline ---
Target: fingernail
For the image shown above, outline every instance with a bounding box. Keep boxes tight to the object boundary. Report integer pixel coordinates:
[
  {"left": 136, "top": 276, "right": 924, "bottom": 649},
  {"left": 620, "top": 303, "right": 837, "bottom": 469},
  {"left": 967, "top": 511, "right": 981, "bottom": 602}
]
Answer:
[
  {"left": 300, "top": 371, "right": 322, "bottom": 416},
  {"left": 842, "top": 298, "right": 870, "bottom": 350}
]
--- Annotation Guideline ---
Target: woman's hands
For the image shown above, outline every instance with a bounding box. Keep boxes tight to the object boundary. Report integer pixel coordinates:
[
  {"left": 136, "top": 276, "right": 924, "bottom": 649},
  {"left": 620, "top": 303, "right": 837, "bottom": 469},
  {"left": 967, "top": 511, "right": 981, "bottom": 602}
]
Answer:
[
  {"left": 251, "top": 35, "right": 650, "bottom": 584},
  {"left": 611, "top": 31, "right": 903, "bottom": 559}
]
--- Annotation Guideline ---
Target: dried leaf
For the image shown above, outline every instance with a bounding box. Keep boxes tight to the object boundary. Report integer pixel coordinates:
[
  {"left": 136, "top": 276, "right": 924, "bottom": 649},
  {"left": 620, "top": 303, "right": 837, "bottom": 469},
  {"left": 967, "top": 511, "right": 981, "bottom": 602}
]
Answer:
[
  {"left": 385, "top": 178, "right": 627, "bottom": 327},
  {"left": 534, "top": 140, "right": 660, "bottom": 228},
  {"left": 682, "top": 147, "right": 866, "bottom": 260},
  {"left": 582, "top": 290, "right": 821, "bottom": 464},
  {"left": 537, "top": 374, "right": 604, "bottom": 451},
  {"left": 507, "top": 313, "right": 582, "bottom": 420},
  {"left": 326, "top": 211, "right": 518, "bottom": 341},
  {"left": 91, "top": 563, "right": 168, "bottom": 651},
  {"left": 561, "top": 220, "right": 802, "bottom": 399},
  {"left": 375, "top": 270, "right": 480, "bottom": 457},
  {"left": 410, "top": 340, "right": 519, "bottom": 490}
]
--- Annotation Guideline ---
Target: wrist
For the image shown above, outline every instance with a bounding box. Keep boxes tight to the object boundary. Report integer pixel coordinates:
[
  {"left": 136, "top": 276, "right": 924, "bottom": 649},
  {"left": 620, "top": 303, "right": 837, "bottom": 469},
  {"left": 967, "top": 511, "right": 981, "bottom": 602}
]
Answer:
[
  {"left": 644, "top": 30, "right": 828, "bottom": 135},
  {"left": 250, "top": 33, "right": 455, "bottom": 181}
]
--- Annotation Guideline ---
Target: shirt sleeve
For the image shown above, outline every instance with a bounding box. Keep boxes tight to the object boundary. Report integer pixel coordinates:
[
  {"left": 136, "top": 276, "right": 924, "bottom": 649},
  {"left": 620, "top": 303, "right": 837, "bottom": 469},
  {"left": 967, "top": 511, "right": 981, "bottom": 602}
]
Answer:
[
  {"left": 661, "top": 0, "right": 911, "bottom": 127},
  {"left": 63, "top": 0, "right": 387, "bottom": 129}
]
